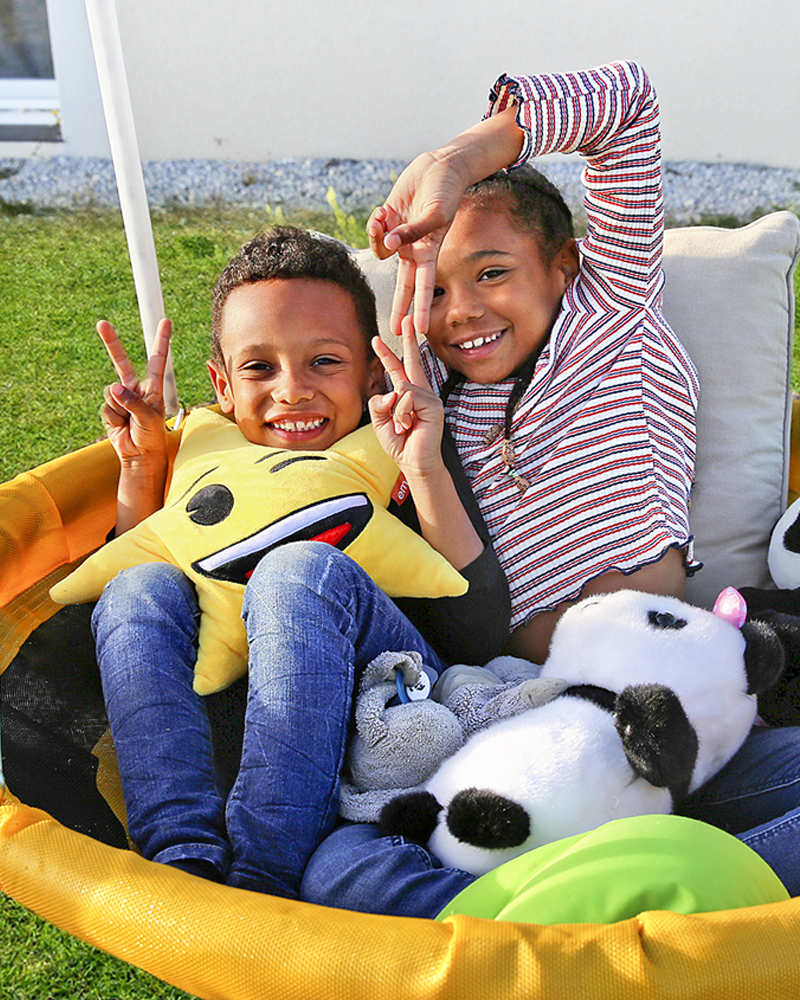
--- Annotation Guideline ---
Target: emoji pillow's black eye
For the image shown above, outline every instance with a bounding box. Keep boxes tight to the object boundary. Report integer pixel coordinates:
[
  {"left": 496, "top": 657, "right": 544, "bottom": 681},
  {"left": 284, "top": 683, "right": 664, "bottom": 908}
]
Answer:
[
  {"left": 187, "top": 484, "right": 234, "bottom": 525},
  {"left": 647, "top": 610, "right": 688, "bottom": 631}
]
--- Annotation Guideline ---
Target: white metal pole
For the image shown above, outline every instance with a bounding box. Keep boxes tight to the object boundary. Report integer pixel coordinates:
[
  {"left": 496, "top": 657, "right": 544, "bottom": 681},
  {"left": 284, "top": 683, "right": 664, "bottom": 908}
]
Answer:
[{"left": 84, "top": 0, "right": 178, "bottom": 414}]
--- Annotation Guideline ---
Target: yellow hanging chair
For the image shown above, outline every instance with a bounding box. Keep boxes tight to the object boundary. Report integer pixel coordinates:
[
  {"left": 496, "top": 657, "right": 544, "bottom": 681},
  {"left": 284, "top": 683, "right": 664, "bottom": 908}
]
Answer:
[{"left": 2, "top": 211, "right": 800, "bottom": 999}]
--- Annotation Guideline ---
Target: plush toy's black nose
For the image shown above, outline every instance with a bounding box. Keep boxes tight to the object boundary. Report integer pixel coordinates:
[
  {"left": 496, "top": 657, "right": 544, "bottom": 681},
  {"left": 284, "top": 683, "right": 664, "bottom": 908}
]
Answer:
[{"left": 446, "top": 788, "right": 530, "bottom": 849}]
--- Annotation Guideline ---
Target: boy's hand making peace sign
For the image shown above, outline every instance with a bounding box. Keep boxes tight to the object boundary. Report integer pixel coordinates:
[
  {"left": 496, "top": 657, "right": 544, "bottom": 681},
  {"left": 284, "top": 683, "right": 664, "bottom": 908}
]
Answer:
[
  {"left": 97, "top": 317, "right": 173, "bottom": 533},
  {"left": 98, "top": 318, "right": 172, "bottom": 466}
]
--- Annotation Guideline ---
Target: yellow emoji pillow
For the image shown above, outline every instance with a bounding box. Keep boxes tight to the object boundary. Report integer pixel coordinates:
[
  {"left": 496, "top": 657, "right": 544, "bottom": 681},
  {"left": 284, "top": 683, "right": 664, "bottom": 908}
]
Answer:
[{"left": 51, "top": 408, "right": 468, "bottom": 695}]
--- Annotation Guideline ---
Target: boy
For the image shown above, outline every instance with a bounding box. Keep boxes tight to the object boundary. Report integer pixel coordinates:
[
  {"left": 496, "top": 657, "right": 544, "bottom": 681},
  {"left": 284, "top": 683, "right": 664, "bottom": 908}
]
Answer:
[{"left": 92, "top": 227, "right": 510, "bottom": 898}]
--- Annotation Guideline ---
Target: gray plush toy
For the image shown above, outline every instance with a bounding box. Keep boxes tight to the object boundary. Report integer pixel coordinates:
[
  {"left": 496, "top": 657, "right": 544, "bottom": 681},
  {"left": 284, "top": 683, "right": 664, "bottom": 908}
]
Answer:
[{"left": 339, "top": 651, "right": 568, "bottom": 822}]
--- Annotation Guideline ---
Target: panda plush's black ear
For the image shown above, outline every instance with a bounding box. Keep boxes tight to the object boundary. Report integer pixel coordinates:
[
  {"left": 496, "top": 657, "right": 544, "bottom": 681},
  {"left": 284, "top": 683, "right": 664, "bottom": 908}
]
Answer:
[
  {"left": 742, "top": 610, "right": 800, "bottom": 726},
  {"left": 739, "top": 586, "right": 800, "bottom": 617},
  {"left": 614, "top": 683, "right": 698, "bottom": 802},
  {"left": 379, "top": 791, "right": 442, "bottom": 845},
  {"left": 740, "top": 615, "right": 789, "bottom": 695}
]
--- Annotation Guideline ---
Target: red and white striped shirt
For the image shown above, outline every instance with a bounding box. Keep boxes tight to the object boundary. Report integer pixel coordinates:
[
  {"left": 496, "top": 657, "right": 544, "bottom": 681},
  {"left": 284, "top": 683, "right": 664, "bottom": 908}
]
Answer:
[{"left": 420, "top": 62, "right": 699, "bottom": 631}]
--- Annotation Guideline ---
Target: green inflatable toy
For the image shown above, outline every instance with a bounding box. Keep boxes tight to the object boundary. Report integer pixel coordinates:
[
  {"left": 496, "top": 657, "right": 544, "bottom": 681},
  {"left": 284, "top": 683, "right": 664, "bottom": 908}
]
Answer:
[{"left": 437, "top": 814, "right": 789, "bottom": 925}]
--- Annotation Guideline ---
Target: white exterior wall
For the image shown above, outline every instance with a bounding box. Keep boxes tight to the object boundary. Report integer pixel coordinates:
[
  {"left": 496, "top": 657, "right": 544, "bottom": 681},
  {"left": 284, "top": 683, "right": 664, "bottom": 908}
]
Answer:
[{"left": 5, "top": 0, "right": 800, "bottom": 168}]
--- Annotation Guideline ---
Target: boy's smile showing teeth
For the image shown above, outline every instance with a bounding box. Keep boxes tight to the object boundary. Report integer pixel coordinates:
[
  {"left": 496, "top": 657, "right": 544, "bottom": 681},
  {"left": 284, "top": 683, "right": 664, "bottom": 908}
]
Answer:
[{"left": 269, "top": 416, "right": 327, "bottom": 434}]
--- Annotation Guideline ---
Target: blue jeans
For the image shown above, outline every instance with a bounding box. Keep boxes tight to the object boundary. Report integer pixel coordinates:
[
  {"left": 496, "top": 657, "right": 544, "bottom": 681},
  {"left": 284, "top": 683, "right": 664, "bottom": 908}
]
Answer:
[
  {"left": 301, "top": 725, "right": 800, "bottom": 918},
  {"left": 92, "top": 542, "right": 448, "bottom": 899},
  {"left": 678, "top": 725, "right": 800, "bottom": 895}
]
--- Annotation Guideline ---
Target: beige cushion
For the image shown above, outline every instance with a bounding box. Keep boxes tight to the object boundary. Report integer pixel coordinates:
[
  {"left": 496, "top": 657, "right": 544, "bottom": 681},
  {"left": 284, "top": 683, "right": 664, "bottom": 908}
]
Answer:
[
  {"left": 352, "top": 250, "right": 401, "bottom": 353},
  {"left": 662, "top": 212, "right": 800, "bottom": 607},
  {"left": 355, "top": 210, "right": 800, "bottom": 610}
]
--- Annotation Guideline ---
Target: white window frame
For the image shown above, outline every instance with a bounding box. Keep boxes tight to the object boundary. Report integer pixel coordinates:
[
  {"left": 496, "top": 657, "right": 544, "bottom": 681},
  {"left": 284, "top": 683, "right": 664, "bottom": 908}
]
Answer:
[{"left": 0, "top": 76, "right": 60, "bottom": 131}]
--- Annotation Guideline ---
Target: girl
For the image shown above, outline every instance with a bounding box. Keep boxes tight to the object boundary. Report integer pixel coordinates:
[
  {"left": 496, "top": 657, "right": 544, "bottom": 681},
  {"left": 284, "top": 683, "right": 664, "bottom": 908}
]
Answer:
[{"left": 301, "top": 62, "right": 800, "bottom": 913}]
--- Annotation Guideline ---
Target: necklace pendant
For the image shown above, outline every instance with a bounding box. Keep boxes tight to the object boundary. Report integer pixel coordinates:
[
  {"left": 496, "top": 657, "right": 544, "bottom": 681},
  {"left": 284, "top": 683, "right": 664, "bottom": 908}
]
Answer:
[
  {"left": 513, "top": 473, "right": 531, "bottom": 493},
  {"left": 501, "top": 438, "right": 516, "bottom": 466},
  {"left": 483, "top": 423, "right": 503, "bottom": 446}
]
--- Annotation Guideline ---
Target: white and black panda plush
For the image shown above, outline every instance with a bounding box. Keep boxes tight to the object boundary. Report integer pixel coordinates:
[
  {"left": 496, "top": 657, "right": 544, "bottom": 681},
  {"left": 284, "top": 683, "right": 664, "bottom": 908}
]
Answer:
[
  {"left": 380, "top": 588, "right": 787, "bottom": 877},
  {"left": 737, "top": 496, "right": 800, "bottom": 726},
  {"left": 768, "top": 496, "right": 800, "bottom": 590}
]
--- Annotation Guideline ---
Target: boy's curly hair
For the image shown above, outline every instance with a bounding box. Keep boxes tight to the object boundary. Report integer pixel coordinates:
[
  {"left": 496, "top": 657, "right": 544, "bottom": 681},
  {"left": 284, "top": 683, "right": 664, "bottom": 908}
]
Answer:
[
  {"left": 464, "top": 165, "right": 574, "bottom": 262},
  {"left": 211, "top": 227, "right": 379, "bottom": 366}
]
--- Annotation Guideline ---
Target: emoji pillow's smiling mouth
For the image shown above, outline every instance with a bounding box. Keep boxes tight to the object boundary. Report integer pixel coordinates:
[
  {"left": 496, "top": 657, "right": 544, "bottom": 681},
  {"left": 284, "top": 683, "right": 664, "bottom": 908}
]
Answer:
[{"left": 192, "top": 493, "right": 373, "bottom": 584}]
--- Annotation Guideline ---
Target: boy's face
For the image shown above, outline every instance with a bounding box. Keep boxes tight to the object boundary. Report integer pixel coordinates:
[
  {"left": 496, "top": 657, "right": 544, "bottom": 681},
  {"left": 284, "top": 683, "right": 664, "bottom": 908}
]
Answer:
[
  {"left": 208, "top": 277, "right": 382, "bottom": 450},
  {"left": 427, "top": 203, "right": 578, "bottom": 384}
]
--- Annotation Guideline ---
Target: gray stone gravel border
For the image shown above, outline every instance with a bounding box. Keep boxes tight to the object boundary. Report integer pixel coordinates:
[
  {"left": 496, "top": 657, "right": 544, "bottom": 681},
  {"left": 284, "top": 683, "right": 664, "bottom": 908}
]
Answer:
[{"left": 1, "top": 155, "right": 799, "bottom": 226}]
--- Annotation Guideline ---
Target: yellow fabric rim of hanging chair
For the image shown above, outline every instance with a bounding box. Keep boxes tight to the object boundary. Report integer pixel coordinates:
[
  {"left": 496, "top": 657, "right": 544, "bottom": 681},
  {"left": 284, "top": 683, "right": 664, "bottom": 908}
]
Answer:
[
  {"left": 3, "top": 438, "right": 800, "bottom": 1000},
  {"left": 2, "top": 799, "right": 800, "bottom": 999}
]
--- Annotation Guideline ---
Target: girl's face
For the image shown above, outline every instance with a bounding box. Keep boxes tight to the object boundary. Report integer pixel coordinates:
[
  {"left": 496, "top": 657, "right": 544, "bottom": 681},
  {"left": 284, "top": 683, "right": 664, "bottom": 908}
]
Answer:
[
  {"left": 208, "top": 278, "right": 382, "bottom": 451},
  {"left": 427, "top": 203, "right": 578, "bottom": 383}
]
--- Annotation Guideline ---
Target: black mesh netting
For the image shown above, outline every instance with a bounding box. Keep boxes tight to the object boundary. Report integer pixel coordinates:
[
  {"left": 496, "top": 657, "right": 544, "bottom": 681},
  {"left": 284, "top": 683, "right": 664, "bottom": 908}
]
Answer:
[{"left": 1, "top": 602, "right": 247, "bottom": 849}]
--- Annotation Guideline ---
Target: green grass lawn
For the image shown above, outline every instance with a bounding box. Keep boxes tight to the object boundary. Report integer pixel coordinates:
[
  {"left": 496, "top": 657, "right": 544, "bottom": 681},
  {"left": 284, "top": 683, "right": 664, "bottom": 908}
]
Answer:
[
  {"left": 1, "top": 203, "right": 799, "bottom": 999},
  {"left": 0, "top": 894, "right": 197, "bottom": 1000}
]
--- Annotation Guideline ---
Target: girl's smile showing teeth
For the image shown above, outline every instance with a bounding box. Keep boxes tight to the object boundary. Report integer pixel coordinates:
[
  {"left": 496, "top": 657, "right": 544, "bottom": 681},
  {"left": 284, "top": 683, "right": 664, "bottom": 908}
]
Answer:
[{"left": 457, "top": 331, "right": 503, "bottom": 351}]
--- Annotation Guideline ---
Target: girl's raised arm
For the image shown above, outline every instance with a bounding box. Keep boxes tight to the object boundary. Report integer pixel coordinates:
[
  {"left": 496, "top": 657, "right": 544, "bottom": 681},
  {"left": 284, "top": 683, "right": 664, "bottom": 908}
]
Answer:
[{"left": 369, "top": 105, "right": 523, "bottom": 338}]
